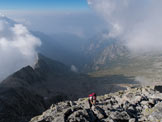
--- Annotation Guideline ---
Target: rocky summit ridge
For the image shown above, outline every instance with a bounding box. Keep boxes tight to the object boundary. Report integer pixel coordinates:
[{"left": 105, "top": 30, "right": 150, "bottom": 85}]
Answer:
[{"left": 30, "top": 86, "right": 162, "bottom": 122}]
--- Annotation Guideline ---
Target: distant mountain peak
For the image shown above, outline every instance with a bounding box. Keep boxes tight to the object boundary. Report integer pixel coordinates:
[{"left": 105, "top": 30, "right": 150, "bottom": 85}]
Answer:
[{"left": 35, "top": 53, "right": 72, "bottom": 75}]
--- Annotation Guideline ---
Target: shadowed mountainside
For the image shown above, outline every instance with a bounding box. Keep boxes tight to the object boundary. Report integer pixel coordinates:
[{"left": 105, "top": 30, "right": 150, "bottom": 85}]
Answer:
[{"left": 0, "top": 54, "right": 138, "bottom": 122}]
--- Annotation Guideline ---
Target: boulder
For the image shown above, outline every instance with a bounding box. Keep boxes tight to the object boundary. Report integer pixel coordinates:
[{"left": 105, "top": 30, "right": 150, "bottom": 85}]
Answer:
[
  {"left": 92, "top": 106, "right": 107, "bottom": 119},
  {"left": 110, "top": 111, "right": 130, "bottom": 121},
  {"left": 147, "top": 102, "right": 162, "bottom": 121},
  {"left": 68, "top": 109, "right": 97, "bottom": 122},
  {"left": 154, "top": 85, "right": 162, "bottom": 93}
]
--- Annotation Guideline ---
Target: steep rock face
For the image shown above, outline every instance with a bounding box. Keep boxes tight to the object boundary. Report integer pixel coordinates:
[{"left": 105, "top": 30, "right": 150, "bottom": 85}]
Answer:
[
  {"left": 84, "top": 37, "right": 129, "bottom": 71},
  {"left": 84, "top": 37, "right": 162, "bottom": 83},
  {"left": 31, "top": 86, "right": 162, "bottom": 122}
]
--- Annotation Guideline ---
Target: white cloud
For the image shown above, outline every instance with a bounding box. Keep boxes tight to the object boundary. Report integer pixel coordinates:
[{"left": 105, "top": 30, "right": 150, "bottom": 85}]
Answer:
[
  {"left": 0, "top": 15, "right": 41, "bottom": 81},
  {"left": 71, "top": 65, "right": 78, "bottom": 73},
  {"left": 88, "top": 0, "right": 162, "bottom": 53}
]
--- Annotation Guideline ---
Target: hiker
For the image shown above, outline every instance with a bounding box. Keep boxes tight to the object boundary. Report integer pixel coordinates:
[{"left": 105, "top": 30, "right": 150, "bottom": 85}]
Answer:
[{"left": 88, "top": 93, "right": 96, "bottom": 108}]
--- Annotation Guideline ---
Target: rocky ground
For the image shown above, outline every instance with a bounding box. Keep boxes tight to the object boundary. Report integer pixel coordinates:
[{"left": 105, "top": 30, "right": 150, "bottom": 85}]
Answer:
[{"left": 30, "top": 86, "right": 162, "bottom": 122}]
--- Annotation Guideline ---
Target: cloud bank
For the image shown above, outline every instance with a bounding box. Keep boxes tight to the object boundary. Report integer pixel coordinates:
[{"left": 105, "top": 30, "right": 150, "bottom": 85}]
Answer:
[
  {"left": 0, "top": 15, "right": 41, "bottom": 81},
  {"left": 88, "top": 0, "right": 162, "bottom": 53}
]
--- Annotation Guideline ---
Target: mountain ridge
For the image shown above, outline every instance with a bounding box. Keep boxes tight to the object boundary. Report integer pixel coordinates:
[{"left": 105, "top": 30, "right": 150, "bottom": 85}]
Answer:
[
  {"left": 0, "top": 54, "right": 137, "bottom": 122},
  {"left": 0, "top": 54, "right": 75, "bottom": 122}
]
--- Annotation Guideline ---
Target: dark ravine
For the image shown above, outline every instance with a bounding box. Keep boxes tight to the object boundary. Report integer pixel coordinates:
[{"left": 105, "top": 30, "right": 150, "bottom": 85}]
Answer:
[{"left": 31, "top": 86, "right": 162, "bottom": 122}]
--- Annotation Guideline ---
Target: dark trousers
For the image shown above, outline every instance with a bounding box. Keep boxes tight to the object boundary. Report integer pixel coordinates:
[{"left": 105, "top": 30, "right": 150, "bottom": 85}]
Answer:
[{"left": 88, "top": 99, "right": 92, "bottom": 108}]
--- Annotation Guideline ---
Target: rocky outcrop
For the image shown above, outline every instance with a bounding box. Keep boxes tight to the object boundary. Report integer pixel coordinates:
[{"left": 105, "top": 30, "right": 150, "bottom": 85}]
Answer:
[{"left": 31, "top": 86, "right": 162, "bottom": 122}]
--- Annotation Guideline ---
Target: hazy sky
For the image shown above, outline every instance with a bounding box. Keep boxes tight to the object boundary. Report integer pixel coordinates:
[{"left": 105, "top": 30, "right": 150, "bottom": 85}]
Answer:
[
  {"left": 2, "top": 11, "right": 105, "bottom": 37},
  {"left": 0, "top": 0, "right": 106, "bottom": 37},
  {"left": 0, "top": 0, "right": 105, "bottom": 81},
  {"left": 1, "top": 0, "right": 162, "bottom": 81}
]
